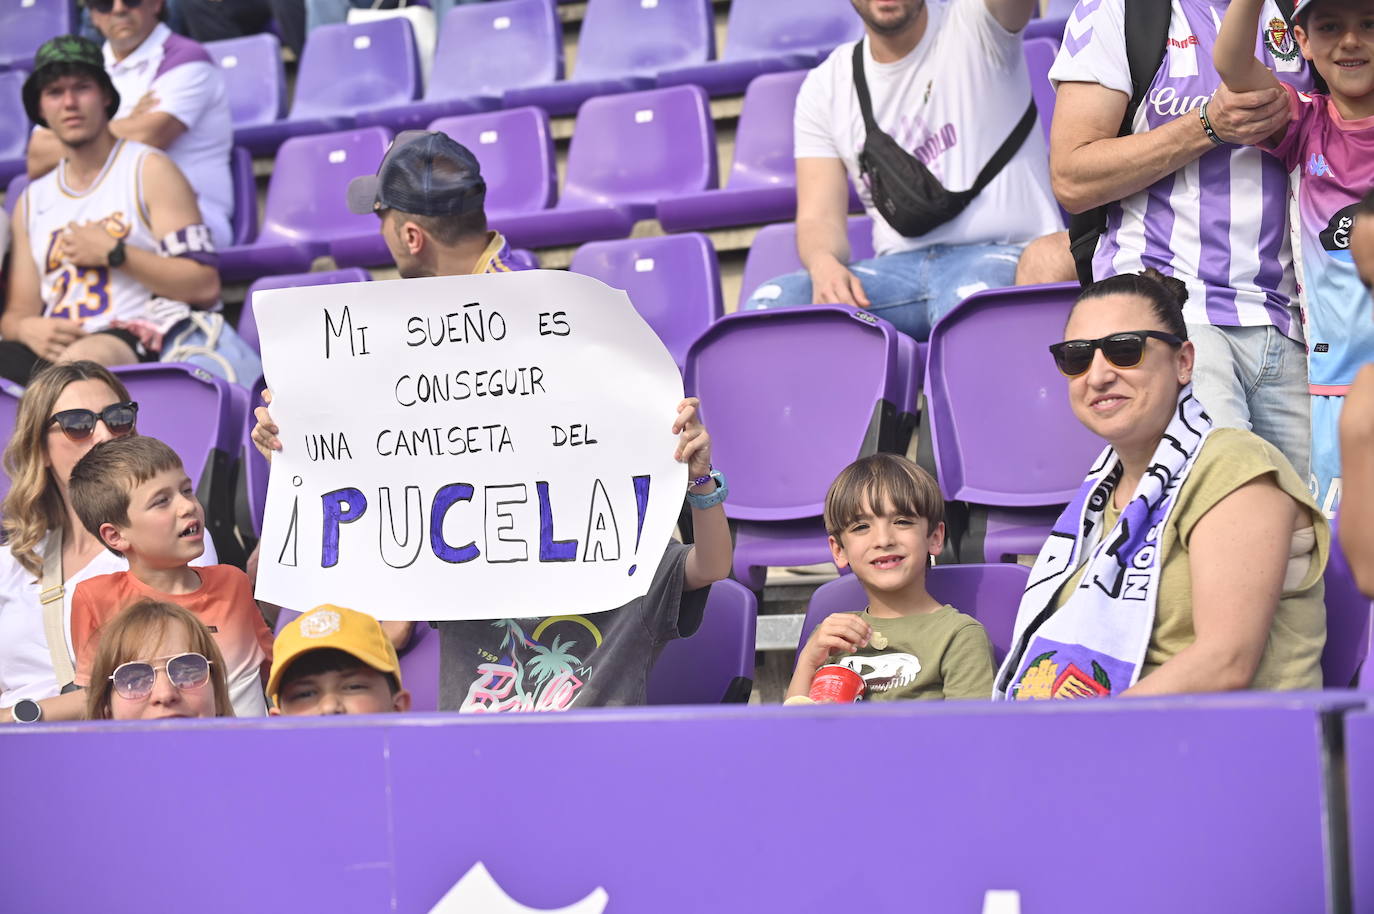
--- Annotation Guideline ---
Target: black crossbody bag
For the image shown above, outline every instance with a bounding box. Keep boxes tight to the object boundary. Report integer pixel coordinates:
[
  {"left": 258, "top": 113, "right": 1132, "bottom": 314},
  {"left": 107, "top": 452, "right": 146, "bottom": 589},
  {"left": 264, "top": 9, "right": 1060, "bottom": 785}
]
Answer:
[{"left": 852, "top": 40, "right": 1038, "bottom": 238}]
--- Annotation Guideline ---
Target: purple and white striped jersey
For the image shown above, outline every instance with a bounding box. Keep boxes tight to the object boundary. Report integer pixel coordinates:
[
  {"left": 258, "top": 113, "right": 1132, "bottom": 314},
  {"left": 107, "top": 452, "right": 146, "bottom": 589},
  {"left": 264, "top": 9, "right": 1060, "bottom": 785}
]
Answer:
[{"left": 1050, "top": 0, "right": 1312, "bottom": 340}]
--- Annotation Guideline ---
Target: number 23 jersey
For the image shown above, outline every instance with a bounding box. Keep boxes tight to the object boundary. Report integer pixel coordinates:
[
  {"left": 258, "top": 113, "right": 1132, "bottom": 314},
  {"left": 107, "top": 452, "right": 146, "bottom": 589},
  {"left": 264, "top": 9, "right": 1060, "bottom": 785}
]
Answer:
[{"left": 23, "top": 139, "right": 191, "bottom": 342}]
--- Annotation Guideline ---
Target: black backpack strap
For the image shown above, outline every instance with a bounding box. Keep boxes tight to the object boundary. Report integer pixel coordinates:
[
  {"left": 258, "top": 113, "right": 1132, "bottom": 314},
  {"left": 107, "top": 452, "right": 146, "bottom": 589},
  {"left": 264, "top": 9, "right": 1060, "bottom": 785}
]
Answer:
[
  {"left": 1067, "top": 0, "right": 1172, "bottom": 285},
  {"left": 968, "top": 98, "right": 1038, "bottom": 198},
  {"left": 852, "top": 40, "right": 880, "bottom": 133}
]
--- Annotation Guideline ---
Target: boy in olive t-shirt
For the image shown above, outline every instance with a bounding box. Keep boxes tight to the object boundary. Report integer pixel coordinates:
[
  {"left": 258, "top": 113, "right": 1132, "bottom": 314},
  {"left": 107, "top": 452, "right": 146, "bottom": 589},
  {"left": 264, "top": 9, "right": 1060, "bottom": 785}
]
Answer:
[{"left": 788, "top": 455, "right": 995, "bottom": 702}]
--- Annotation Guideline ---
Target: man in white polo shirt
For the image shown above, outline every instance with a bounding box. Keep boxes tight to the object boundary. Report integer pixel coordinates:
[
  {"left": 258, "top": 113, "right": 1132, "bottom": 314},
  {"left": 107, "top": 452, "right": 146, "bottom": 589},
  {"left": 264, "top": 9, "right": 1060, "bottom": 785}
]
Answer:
[
  {"left": 740, "top": 0, "right": 1063, "bottom": 341},
  {"left": 26, "top": 0, "right": 234, "bottom": 250}
]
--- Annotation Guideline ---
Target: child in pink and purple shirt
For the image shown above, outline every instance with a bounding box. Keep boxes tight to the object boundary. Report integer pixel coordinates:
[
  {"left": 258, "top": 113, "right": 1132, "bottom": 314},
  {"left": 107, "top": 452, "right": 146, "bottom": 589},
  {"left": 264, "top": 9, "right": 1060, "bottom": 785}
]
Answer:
[{"left": 1216, "top": 0, "right": 1374, "bottom": 517}]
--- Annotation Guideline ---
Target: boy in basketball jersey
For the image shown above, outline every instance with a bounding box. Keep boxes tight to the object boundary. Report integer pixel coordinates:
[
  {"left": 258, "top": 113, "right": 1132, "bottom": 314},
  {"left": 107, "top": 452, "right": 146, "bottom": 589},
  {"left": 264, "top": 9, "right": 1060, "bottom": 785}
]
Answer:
[{"left": 2, "top": 36, "right": 220, "bottom": 385}]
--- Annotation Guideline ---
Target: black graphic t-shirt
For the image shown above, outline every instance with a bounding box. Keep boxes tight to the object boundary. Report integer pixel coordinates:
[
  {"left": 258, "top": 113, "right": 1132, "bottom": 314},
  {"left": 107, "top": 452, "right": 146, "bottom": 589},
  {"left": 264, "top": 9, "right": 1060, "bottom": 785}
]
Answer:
[{"left": 437, "top": 543, "right": 706, "bottom": 711}]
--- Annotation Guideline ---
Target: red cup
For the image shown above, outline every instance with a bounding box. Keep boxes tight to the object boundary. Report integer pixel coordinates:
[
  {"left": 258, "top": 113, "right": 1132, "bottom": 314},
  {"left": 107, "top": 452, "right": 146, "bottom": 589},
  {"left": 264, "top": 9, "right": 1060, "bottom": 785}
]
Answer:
[{"left": 809, "top": 664, "right": 865, "bottom": 703}]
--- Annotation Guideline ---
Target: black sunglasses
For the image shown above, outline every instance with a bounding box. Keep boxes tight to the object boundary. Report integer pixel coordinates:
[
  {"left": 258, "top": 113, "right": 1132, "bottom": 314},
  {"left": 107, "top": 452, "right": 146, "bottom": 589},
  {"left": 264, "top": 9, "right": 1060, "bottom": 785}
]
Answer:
[
  {"left": 1048, "top": 331, "right": 1184, "bottom": 378},
  {"left": 89, "top": 0, "right": 143, "bottom": 12},
  {"left": 47, "top": 401, "right": 139, "bottom": 442}
]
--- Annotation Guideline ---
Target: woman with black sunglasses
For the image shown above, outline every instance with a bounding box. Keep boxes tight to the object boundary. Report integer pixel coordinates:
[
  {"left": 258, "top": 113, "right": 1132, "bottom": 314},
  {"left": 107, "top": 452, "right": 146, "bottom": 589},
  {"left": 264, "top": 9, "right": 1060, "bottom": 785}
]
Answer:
[
  {"left": 992, "top": 270, "right": 1329, "bottom": 700},
  {"left": 0, "top": 361, "right": 215, "bottom": 723}
]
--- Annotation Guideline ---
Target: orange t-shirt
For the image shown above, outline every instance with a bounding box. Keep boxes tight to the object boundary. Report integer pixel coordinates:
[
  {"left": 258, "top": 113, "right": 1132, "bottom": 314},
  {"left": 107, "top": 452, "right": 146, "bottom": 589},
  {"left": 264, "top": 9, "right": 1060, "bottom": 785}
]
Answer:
[{"left": 71, "top": 565, "right": 274, "bottom": 717}]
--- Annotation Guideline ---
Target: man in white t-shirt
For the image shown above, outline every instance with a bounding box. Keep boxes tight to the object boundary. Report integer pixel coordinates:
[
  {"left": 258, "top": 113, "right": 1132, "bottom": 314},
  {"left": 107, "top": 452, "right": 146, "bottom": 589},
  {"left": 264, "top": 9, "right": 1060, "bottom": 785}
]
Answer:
[
  {"left": 26, "top": 0, "right": 234, "bottom": 250},
  {"left": 1049, "top": 0, "right": 1311, "bottom": 478},
  {"left": 741, "top": 0, "right": 1063, "bottom": 340}
]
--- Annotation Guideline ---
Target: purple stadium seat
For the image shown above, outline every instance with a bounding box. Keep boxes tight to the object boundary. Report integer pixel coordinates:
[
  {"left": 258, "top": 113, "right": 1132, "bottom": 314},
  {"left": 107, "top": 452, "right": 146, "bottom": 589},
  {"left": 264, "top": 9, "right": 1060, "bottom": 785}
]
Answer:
[
  {"left": 1024, "top": 37, "right": 1058, "bottom": 144},
  {"left": 0, "top": 70, "right": 28, "bottom": 184},
  {"left": 332, "top": 107, "right": 555, "bottom": 268},
  {"left": 0, "top": 378, "right": 26, "bottom": 505},
  {"left": 657, "top": 70, "right": 807, "bottom": 233},
  {"left": 4, "top": 172, "right": 29, "bottom": 215},
  {"left": 684, "top": 306, "right": 914, "bottom": 589},
  {"left": 354, "top": 0, "right": 562, "bottom": 132},
  {"left": 657, "top": 0, "right": 863, "bottom": 96},
  {"left": 647, "top": 578, "right": 756, "bottom": 704},
  {"left": 738, "top": 216, "right": 875, "bottom": 308},
  {"left": 798, "top": 563, "right": 1032, "bottom": 665},
  {"left": 496, "top": 85, "right": 717, "bottom": 250},
  {"left": 0, "top": 1, "right": 74, "bottom": 71},
  {"left": 232, "top": 19, "right": 419, "bottom": 155},
  {"left": 111, "top": 363, "right": 247, "bottom": 566},
  {"left": 229, "top": 145, "right": 256, "bottom": 247},
  {"left": 273, "top": 608, "right": 441, "bottom": 712},
  {"left": 503, "top": 0, "right": 713, "bottom": 117},
  {"left": 240, "top": 268, "right": 371, "bottom": 354},
  {"left": 205, "top": 33, "right": 287, "bottom": 151},
  {"left": 925, "top": 283, "right": 1103, "bottom": 561},
  {"left": 1323, "top": 517, "right": 1374, "bottom": 688},
  {"left": 1024, "top": 16, "right": 1068, "bottom": 43},
  {"left": 218, "top": 127, "right": 392, "bottom": 282},
  {"left": 568, "top": 234, "right": 722, "bottom": 369},
  {"left": 241, "top": 375, "right": 270, "bottom": 540}
]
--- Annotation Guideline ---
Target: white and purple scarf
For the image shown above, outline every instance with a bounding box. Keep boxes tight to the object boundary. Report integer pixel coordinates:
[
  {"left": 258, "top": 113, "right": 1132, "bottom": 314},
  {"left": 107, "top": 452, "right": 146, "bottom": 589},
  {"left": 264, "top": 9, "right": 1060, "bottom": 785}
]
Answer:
[{"left": 993, "top": 388, "right": 1213, "bottom": 700}]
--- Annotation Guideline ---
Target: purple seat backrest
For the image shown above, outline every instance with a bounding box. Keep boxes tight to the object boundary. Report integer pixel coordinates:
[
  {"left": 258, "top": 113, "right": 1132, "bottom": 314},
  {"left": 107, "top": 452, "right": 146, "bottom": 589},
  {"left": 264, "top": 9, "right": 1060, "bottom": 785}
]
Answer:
[
  {"left": 0, "top": 378, "right": 25, "bottom": 505},
  {"left": 718, "top": 0, "right": 863, "bottom": 61},
  {"left": 429, "top": 107, "right": 556, "bottom": 215},
  {"left": 1323, "top": 517, "right": 1373, "bottom": 688},
  {"left": 206, "top": 33, "right": 286, "bottom": 127},
  {"left": 244, "top": 375, "right": 269, "bottom": 537},
  {"left": 647, "top": 578, "right": 757, "bottom": 704},
  {"left": 684, "top": 306, "right": 899, "bottom": 522},
  {"left": 111, "top": 364, "right": 236, "bottom": 493},
  {"left": 272, "top": 608, "right": 441, "bottom": 712},
  {"left": 799, "top": 563, "right": 1031, "bottom": 664},
  {"left": 1024, "top": 16, "right": 1068, "bottom": 43},
  {"left": 229, "top": 146, "right": 256, "bottom": 246},
  {"left": 1023, "top": 37, "right": 1058, "bottom": 144},
  {"left": 243, "top": 268, "right": 372, "bottom": 353},
  {"left": 4, "top": 172, "right": 29, "bottom": 215},
  {"left": 428, "top": 0, "right": 562, "bottom": 101},
  {"left": 290, "top": 19, "right": 420, "bottom": 120},
  {"left": 569, "top": 233, "right": 722, "bottom": 368},
  {"left": 573, "top": 0, "right": 713, "bottom": 80},
  {"left": 0, "top": 2, "right": 73, "bottom": 69},
  {"left": 728, "top": 70, "right": 807, "bottom": 190},
  {"left": 562, "top": 85, "right": 717, "bottom": 208},
  {"left": 739, "top": 216, "right": 874, "bottom": 307},
  {"left": 257, "top": 127, "right": 392, "bottom": 247},
  {"left": 926, "top": 282, "right": 1103, "bottom": 506},
  {"left": 1, "top": 71, "right": 27, "bottom": 160}
]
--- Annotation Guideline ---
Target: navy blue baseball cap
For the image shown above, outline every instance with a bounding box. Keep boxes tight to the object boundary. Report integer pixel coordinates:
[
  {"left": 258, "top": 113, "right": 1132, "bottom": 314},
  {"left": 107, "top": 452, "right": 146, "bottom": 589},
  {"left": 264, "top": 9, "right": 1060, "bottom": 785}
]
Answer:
[{"left": 346, "top": 130, "right": 487, "bottom": 217}]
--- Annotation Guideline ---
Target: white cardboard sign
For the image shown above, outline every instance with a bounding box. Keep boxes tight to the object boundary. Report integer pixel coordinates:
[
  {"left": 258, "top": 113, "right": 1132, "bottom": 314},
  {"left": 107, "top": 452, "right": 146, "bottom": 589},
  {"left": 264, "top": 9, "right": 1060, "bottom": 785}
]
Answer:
[{"left": 253, "top": 270, "right": 685, "bottom": 621}]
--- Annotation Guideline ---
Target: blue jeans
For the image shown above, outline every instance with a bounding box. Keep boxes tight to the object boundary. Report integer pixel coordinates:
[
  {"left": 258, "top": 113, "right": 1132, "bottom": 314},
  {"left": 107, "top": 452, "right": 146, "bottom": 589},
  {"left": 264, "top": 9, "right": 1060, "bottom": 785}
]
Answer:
[
  {"left": 1187, "top": 322, "right": 1311, "bottom": 480},
  {"left": 741, "top": 242, "right": 1024, "bottom": 340}
]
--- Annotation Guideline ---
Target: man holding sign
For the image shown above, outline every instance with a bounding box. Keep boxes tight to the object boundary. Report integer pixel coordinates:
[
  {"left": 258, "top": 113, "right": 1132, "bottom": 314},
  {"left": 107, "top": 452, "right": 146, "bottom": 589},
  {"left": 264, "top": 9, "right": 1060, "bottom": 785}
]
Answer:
[{"left": 251, "top": 134, "right": 734, "bottom": 712}]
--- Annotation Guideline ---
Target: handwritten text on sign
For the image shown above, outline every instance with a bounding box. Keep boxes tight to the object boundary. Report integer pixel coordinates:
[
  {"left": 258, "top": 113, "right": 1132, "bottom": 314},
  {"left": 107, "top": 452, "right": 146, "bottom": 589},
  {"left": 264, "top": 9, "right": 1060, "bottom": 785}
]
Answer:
[{"left": 253, "top": 270, "right": 686, "bottom": 621}]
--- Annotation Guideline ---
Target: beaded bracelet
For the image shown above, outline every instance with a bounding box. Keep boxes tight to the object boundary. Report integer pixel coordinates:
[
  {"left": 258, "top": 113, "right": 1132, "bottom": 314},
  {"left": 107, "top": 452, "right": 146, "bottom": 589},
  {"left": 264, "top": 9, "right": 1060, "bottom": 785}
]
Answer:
[
  {"left": 1198, "top": 100, "right": 1227, "bottom": 148},
  {"left": 689, "top": 466, "right": 714, "bottom": 489}
]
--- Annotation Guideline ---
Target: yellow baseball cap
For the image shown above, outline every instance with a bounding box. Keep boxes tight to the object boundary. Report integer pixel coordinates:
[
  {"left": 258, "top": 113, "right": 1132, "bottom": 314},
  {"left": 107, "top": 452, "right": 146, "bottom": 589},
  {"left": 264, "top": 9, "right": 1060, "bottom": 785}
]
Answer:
[{"left": 267, "top": 605, "right": 403, "bottom": 705}]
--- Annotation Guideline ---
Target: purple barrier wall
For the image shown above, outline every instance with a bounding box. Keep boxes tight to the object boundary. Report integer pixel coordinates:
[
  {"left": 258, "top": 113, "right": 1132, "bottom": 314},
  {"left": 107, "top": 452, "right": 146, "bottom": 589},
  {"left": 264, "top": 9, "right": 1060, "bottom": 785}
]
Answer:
[
  {"left": 0, "top": 694, "right": 1361, "bottom": 913},
  {"left": 1349, "top": 710, "right": 1374, "bottom": 914}
]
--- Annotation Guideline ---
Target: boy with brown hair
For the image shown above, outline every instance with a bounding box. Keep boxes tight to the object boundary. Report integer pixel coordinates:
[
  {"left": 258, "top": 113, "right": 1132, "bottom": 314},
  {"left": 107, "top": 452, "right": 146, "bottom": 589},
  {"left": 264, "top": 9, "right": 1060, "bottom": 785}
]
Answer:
[
  {"left": 788, "top": 454, "right": 995, "bottom": 701},
  {"left": 68, "top": 435, "right": 272, "bottom": 717}
]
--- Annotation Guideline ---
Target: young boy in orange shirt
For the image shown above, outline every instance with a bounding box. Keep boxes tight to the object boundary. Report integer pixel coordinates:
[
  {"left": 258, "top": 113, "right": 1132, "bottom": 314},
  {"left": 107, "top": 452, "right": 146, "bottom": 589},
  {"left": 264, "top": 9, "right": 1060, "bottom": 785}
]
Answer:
[{"left": 68, "top": 436, "right": 273, "bottom": 717}]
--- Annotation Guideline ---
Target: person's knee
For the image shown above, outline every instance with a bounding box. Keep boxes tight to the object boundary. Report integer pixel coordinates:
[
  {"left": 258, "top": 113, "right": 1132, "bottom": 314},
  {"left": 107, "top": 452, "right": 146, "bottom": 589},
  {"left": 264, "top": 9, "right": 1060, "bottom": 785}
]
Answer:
[
  {"left": 742, "top": 271, "right": 812, "bottom": 311},
  {"left": 1015, "top": 231, "right": 1075, "bottom": 285},
  {"left": 60, "top": 334, "right": 138, "bottom": 368}
]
